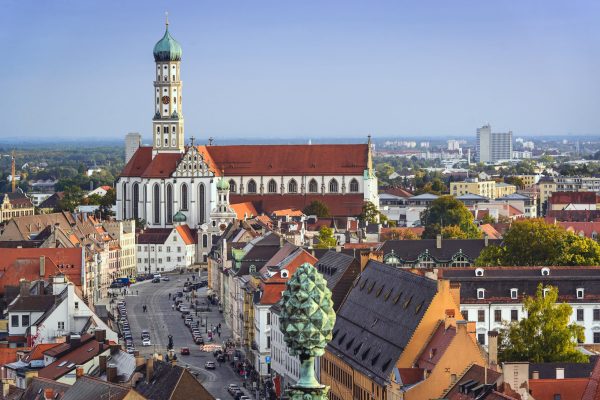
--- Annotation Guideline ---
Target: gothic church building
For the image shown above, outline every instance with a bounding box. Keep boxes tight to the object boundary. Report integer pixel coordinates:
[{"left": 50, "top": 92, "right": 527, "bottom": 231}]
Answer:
[{"left": 116, "top": 22, "right": 378, "bottom": 259}]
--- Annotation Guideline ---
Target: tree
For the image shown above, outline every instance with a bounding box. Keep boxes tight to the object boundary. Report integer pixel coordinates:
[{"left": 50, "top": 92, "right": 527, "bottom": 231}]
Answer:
[
  {"left": 504, "top": 176, "right": 525, "bottom": 189},
  {"left": 421, "top": 196, "right": 481, "bottom": 239},
  {"left": 56, "top": 186, "right": 84, "bottom": 212},
  {"left": 380, "top": 228, "right": 419, "bottom": 241},
  {"left": 480, "top": 214, "right": 496, "bottom": 224},
  {"left": 476, "top": 219, "right": 600, "bottom": 266},
  {"left": 303, "top": 200, "right": 330, "bottom": 218},
  {"left": 315, "top": 226, "right": 337, "bottom": 249},
  {"left": 359, "top": 201, "right": 388, "bottom": 224},
  {"left": 499, "top": 284, "right": 587, "bottom": 363},
  {"left": 441, "top": 225, "right": 470, "bottom": 239}
]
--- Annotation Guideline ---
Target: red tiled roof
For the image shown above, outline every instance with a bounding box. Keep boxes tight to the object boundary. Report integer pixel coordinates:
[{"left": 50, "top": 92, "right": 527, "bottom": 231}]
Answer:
[
  {"left": 0, "top": 348, "right": 20, "bottom": 366},
  {"left": 384, "top": 187, "right": 413, "bottom": 198},
  {"left": 479, "top": 224, "right": 502, "bottom": 239},
  {"left": 231, "top": 202, "right": 259, "bottom": 220},
  {"left": 259, "top": 283, "right": 286, "bottom": 305},
  {"left": 529, "top": 378, "right": 589, "bottom": 400},
  {"left": 397, "top": 368, "right": 424, "bottom": 385},
  {"left": 175, "top": 225, "right": 196, "bottom": 245},
  {"left": 120, "top": 146, "right": 153, "bottom": 177},
  {"left": 0, "top": 248, "right": 83, "bottom": 294},
  {"left": 230, "top": 194, "right": 364, "bottom": 217},
  {"left": 556, "top": 221, "right": 600, "bottom": 238},
  {"left": 583, "top": 354, "right": 600, "bottom": 400},
  {"left": 25, "top": 343, "right": 61, "bottom": 362},
  {"left": 415, "top": 323, "right": 456, "bottom": 371},
  {"left": 136, "top": 228, "right": 172, "bottom": 244},
  {"left": 550, "top": 191, "right": 599, "bottom": 205},
  {"left": 39, "top": 338, "right": 108, "bottom": 380},
  {"left": 206, "top": 144, "right": 368, "bottom": 176},
  {"left": 141, "top": 152, "right": 184, "bottom": 178},
  {"left": 272, "top": 208, "right": 304, "bottom": 218}
]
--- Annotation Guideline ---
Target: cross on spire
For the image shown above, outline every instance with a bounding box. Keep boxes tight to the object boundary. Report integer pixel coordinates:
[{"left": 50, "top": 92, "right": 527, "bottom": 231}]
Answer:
[{"left": 165, "top": 11, "right": 169, "bottom": 27}]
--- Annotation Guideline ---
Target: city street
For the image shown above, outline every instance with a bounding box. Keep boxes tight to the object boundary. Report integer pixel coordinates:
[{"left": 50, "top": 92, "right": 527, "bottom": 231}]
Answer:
[{"left": 113, "top": 273, "right": 249, "bottom": 400}]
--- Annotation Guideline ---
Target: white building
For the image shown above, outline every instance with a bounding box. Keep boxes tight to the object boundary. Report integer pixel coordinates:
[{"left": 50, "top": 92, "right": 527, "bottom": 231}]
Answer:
[
  {"left": 270, "top": 305, "right": 300, "bottom": 390},
  {"left": 444, "top": 267, "right": 600, "bottom": 345},
  {"left": 476, "top": 124, "right": 513, "bottom": 163},
  {"left": 136, "top": 221, "right": 196, "bottom": 274},
  {"left": 7, "top": 275, "right": 118, "bottom": 346}
]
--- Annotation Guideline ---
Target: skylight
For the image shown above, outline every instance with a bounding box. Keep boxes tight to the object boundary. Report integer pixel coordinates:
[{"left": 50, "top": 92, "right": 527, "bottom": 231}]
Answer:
[{"left": 58, "top": 361, "right": 67, "bottom": 367}]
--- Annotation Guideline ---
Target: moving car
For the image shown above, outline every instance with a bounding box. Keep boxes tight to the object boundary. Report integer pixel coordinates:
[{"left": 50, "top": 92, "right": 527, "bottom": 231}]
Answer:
[
  {"left": 205, "top": 361, "right": 216, "bottom": 370},
  {"left": 162, "top": 276, "right": 170, "bottom": 281},
  {"left": 152, "top": 278, "right": 160, "bottom": 283},
  {"left": 227, "top": 384, "right": 240, "bottom": 394},
  {"left": 180, "top": 347, "right": 190, "bottom": 355},
  {"left": 142, "top": 338, "right": 151, "bottom": 346}
]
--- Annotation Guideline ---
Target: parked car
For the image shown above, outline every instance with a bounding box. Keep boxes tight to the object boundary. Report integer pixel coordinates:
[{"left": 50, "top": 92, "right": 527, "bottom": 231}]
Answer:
[
  {"left": 180, "top": 347, "right": 190, "bottom": 355},
  {"left": 227, "top": 384, "right": 240, "bottom": 394},
  {"left": 109, "top": 282, "right": 124, "bottom": 289},
  {"left": 162, "top": 276, "right": 170, "bottom": 281},
  {"left": 205, "top": 361, "right": 216, "bottom": 369},
  {"left": 142, "top": 338, "right": 151, "bottom": 346},
  {"left": 152, "top": 278, "right": 160, "bottom": 283}
]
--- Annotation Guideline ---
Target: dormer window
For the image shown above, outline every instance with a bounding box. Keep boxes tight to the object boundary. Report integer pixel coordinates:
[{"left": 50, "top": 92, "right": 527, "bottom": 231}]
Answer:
[
  {"left": 510, "top": 288, "right": 518, "bottom": 300},
  {"left": 477, "top": 288, "right": 485, "bottom": 300},
  {"left": 577, "top": 288, "right": 584, "bottom": 299},
  {"left": 541, "top": 267, "right": 550, "bottom": 276},
  {"left": 475, "top": 268, "right": 484, "bottom": 277},
  {"left": 249, "top": 265, "right": 256, "bottom": 273},
  {"left": 281, "top": 269, "right": 289, "bottom": 279}
]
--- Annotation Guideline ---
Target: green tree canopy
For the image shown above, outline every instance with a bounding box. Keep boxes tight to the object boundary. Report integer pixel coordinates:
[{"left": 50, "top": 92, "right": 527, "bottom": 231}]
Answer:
[
  {"left": 359, "top": 201, "right": 388, "bottom": 224},
  {"left": 500, "top": 284, "right": 587, "bottom": 363},
  {"left": 421, "top": 196, "right": 480, "bottom": 239},
  {"left": 303, "top": 200, "right": 330, "bottom": 218},
  {"left": 56, "top": 186, "right": 85, "bottom": 212},
  {"left": 476, "top": 219, "right": 600, "bottom": 266},
  {"left": 315, "top": 226, "right": 337, "bottom": 249}
]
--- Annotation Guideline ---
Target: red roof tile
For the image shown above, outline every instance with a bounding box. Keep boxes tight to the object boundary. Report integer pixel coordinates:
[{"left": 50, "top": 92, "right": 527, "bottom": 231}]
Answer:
[
  {"left": 272, "top": 209, "right": 304, "bottom": 218},
  {"left": 384, "top": 187, "right": 413, "bottom": 198},
  {"left": 25, "top": 343, "right": 61, "bottom": 362},
  {"left": 550, "top": 191, "right": 600, "bottom": 205},
  {"left": 231, "top": 202, "right": 259, "bottom": 220},
  {"left": 206, "top": 144, "right": 368, "bottom": 176},
  {"left": 230, "top": 194, "right": 364, "bottom": 217},
  {"left": 415, "top": 323, "right": 456, "bottom": 371},
  {"left": 0, "top": 248, "right": 83, "bottom": 294},
  {"left": 39, "top": 338, "right": 108, "bottom": 380},
  {"left": 529, "top": 378, "right": 589, "bottom": 400},
  {"left": 259, "top": 283, "right": 286, "bottom": 305},
  {"left": 397, "top": 368, "right": 424, "bottom": 385},
  {"left": 120, "top": 146, "right": 153, "bottom": 177},
  {"left": 141, "top": 152, "right": 184, "bottom": 178},
  {"left": 0, "top": 348, "right": 20, "bottom": 366},
  {"left": 175, "top": 225, "right": 196, "bottom": 245}
]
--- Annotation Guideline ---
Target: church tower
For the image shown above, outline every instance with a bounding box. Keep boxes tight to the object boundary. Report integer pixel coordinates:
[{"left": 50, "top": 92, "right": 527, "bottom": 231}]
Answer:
[
  {"left": 210, "top": 176, "right": 237, "bottom": 233},
  {"left": 152, "top": 16, "right": 184, "bottom": 155}
]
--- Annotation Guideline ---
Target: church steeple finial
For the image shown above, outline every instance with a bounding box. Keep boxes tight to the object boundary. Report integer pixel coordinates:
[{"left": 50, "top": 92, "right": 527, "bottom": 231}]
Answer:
[{"left": 165, "top": 11, "right": 169, "bottom": 28}]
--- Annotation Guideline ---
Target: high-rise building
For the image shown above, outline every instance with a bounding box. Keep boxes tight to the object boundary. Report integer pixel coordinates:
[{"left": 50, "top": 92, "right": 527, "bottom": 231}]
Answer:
[
  {"left": 447, "top": 139, "right": 460, "bottom": 151},
  {"left": 125, "top": 132, "right": 141, "bottom": 164},
  {"left": 476, "top": 124, "right": 512, "bottom": 163}
]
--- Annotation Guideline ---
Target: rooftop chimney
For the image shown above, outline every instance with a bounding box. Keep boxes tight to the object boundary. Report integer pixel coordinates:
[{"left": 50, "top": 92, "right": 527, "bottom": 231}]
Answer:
[
  {"left": 146, "top": 358, "right": 154, "bottom": 383},
  {"left": 19, "top": 279, "right": 30, "bottom": 297},
  {"left": 436, "top": 234, "right": 442, "bottom": 249},
  {"left": 76, "top": 366, "right": 84, "bottom": 379},
  {"left": 94, "top": 329, "right": 106, "bottom": 343},
  {"left": 484, "top": 234, "right": 489, "bottom": 247},
  {"left": 556, "top": 367, "right": 564, "bottom": 380},
  {"left": 532, "top": 371, "right": 540, "bottom": 379},
  {"left": 106, "top": 363, "right": 117, "bottom": 383},
  {"left": 99, "top": 355, "right": 107, "bottom": 374},
  {"left": 69, "top": 334, "right": 81, "bottom": 349},
  {"left": 39, "top": 256, "right": 45, "bottom": 277},
  {"left": 3, "top": 382, "right": 10, "bottom": 398}
]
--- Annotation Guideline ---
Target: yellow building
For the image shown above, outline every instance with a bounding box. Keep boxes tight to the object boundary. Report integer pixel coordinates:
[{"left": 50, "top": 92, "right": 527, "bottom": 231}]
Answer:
[
  {"left": 537, "top": 179, "right": 557, "bottom": 206},
  {"left": 321, "top": 260, "right": 486, "bottom": 400},
  {"left": 0, "top": 190, "right": 34, "bottom": 224},
  {"left": 513, "top": 174, "right": 539, "bottom": 187},
  {"left": 450, "top": 180, "right": 516, "bottom": 199}
]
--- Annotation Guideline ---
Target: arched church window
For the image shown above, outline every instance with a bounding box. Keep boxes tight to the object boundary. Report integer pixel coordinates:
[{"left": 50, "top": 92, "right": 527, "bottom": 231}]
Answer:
[
  {"left": 288, "top": 179, "right": 298, "bottom": 193},
  {"left": 153, "top": 184, "right": 160, "bottom": 224},
  {"left": 268, "top": 179, "right": 277, "bottom": 193},
  {"left": 350, "top": 179, "right": 359, "bottom": 193},
  {"left": 143, "top": 185, "right": 147, "bottom": 220},
  {"left": 247, "top": 180, "right": 257, "bottom": 193},
  {"left": 132, "top": 183, "right": 139, "bottom": 219},
  {"left": 329, "top": 179, "right": 339, "bottom": 193},
  {"left": 166, "top": 185, "right": 173, "bottom": 224},
  {"left": 202, "top": 234, "right": 208, "bottom": 248},
  {"left": 309, "top": 179, "right": 318, "bottom": 193},
  {"left": 198, "top": 184, "right": 206, "bottom": 224},
  {"left": 181, "top": 184, "right": 188, "bottom": 211},
  {"left": 122, "top": 183, "right": 127, "bottom": 218},
  {"left": 229, "top": 180, "right": 237, "bottom": 193}
]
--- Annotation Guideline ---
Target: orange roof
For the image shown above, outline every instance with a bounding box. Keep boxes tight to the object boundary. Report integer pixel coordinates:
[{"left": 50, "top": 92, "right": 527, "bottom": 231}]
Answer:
[
  {"left": 255, "top": 215, "right": 273, "bottom": 226},
  {"left": 196, "top": 146, "right": 221, "bottom": 176},
  {"left": 479, "top": 223, "right": 502, "bottom": 239},
  {"left": 176, "top": 224, "right": 196, "bottom": 245},
  {"left": 231, "top": 202, "right": 259, "bottom": 220},
  {"left": 0, "top": 348, "right": 20, "bottom": 365},
  {"left": 230, "top": 193, "right": 364, "bottom": 217},
  {"left": 272, "top": 208, "right": 304, "bottom": 217},
  {"left": 529, "top": 378, "right": 588, "bottom": 400},
  {"left": 260, "top": 283, "right": 286, "bottom": 305},
  {"left": 207, "top": 144, "right": 368, "bottom": 176},
  {"left": 25, "top": 343, "right": 61, "bottom": 362},
  {"left": 100, "top": 185, "right": 112, "bottom": 191}
]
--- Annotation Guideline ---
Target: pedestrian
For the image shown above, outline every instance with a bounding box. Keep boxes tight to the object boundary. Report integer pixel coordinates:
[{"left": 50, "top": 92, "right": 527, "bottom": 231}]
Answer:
[
  {"left": 218, "top": 331, "right": 221, "bottom": 338},
  {"left": 136, "top": 290, "right": 138, "bottom": 296},
  {"left": 172, "top": 304, "right": 175, "bottom": 310},
  {"left": 168, "top": 293, "right": 171, "bottom": 300}
]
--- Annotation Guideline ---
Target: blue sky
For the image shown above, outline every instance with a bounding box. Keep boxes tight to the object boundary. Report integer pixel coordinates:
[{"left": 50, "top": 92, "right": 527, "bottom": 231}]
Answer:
[{"left": 2, "top": 0, "right": 600, "bottom": 141}]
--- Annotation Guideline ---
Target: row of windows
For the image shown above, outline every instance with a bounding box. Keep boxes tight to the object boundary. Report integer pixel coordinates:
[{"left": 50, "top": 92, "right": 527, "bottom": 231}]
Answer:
[
  {"left": 137, "top": 245, "right": 183, "bottom": 252},
  {"left": 576, "top": 308, "right": 600, "bottom": 322},
  {"left": 10, "top": 315, "right": 29, "bottom": 328},
  {"left": 321, "top": 357, "right": 352, "bottom": 390},
  {"left": 476, "top": 287, "right": 586, "bottom": 300},
  {"left": 462, "top": 309, "right": 519, "bottom": 323},
  {"left": 229, "top": 178, "right": 359, "bottom": 194},
  {"left": 138, "top": 257, "right": 182, "bottom": 263}
]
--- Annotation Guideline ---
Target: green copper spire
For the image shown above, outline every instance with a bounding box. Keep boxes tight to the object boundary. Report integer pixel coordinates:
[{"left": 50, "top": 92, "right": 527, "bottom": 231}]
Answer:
[
  {"left": 280, "top": 262, "right": 336, "bottom": 399},
  {"left": 173, "top": 210, "right": 186, "bottom": 223},
  {"left": 153, "top": 14, "right": 182, "bottom": 62}
]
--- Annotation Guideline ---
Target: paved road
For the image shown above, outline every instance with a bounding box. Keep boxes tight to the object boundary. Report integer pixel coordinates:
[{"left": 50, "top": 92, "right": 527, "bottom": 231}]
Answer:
[{"left": 116, "top": 273, "right": 250, "bottom": 399}]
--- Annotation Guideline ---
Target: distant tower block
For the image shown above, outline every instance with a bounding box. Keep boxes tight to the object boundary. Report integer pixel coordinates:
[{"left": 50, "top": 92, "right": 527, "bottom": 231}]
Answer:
[{"left": 125, "top": 132, "right": 142, "bottom": 164}]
